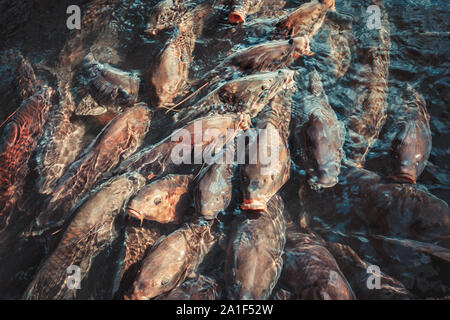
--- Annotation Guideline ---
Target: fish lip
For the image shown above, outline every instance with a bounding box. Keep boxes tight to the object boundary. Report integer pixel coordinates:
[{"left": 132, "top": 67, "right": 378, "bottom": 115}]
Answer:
[
  {"left": 126, "top": 207, "right": 144, "bottom": 221},
  {"left": 309, "top": 179, "right": 338, "bottom": 190},
  {"left": 229, "top": 12, "right": 246, "bottom": 24},
  {"left": 388, "top": 173, "right": 417, "bottom": 184},
  {"left": 241, "top": 199, "right": 267, "bottom": 212}
]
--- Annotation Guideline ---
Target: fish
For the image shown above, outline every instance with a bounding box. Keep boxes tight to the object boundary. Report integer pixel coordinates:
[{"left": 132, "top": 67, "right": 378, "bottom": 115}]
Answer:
[
  {"left": 78, "top": 54, "right": 140, "bottom": 116},
  {"left": 145, "top": 0, "right": 191, "bottom": 36},
  {"left": 35, "top": 89, "right": 88, "bottom": 196},
  {"left": 30, "top": 103, "right": 151, "bottom": 235},
  {"left": 113, "top": 218, "right": 164, "bottom": 298},
  {"left": 385, "top": 86, "right": 432, "bottom": 184},
  {"left": 326, "top": 242, "right": 415, "bottom": 299},
  {"left": 195, "top": 161, "right": 236, "bottom": 220},
  {"left": 325, "top": 10, "right": 355, "bottom": 79},
  {"left": 155, "top": 274, "right": 220, "bottom": 300},
  {"left": 293, "top": 70, "right": 345, "bottom": 190},
  {"left": 126, "top": 174, "right": 194, "bottom": 224},
  {"left": 115, "top": 113, "right": 252, "bottom": 180},
  {"left": 275, "top": 0, "right": 335, "bottom": 39},
  {"left": 279, "top": 229, "right": 355, "bottom": 300},
  {"left": 15, "top": 56, "right": 38, "bottom": 101},
  {"left": 23, "top": 172, "right": 146, "bottom": 300},
  {"left": 228, "top": 0, "right": 266, "bottom": 24},
  {"left": 149, "top": 3, "right": 212, "bottom": 109},
  {"left": 225, "top": 194, "right": 286, "bottom": 300},
  {"left": 174, "top": 70, "right": 295, "bottom": 127},
  {"left": 126, "top": 219, "right": 217, "bottom": 300},
  {"left": 240, "top": 92, "right": 291, "bottom": 212},
  {"left": 298, "top": 166, "right": 450, "bottom": 248},
  {"left": 345, "top": 3, "right": 391, "bottom": 166},
  {"left": 0, "top": 86, "right": 55, "bottom": 231}
]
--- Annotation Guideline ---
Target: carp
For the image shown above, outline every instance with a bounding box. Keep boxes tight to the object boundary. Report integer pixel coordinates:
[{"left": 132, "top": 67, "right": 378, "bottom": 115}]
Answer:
[
  {"left": 195, "top": 161, "right": 236, "bottom": 220},
  {"left": 156, "top": 274, "right": 220, "bottom": 300},
  {"left": 126, "top": 219, "right": 217, "bottom": 300},
  {"left": 24, "top": 172, "right": 146, "bottom": 300},
  {"left": 228, "top": 0, "right": 266, "bottom": 24},
  {"left": 298, "top": 167, "right": 450, "bottom": 248},
  {"left": 126, "top": 174, "right": 194, "bottom": 224},
  {"left": 0, "top": 86, "right": 55, "bottom": 231},
  {"left": 225, "top": 194, "right": 286, "bottom": 300},
  {"left": 149, "top": 3, "right": 212, "bottom": 109},
  {"left": 174, "top": 69, "right": 295, "bottom": 126},
  {"left": 280, "top": 229, "right": 355, "bottom": 300},
  {"left": 275, "top": 0, "right": 335, "bottom": 39},
  {"left": 385, "top": 86, "right": 432, "bottom": 184},
  {"left": 345, "top": 3, "right": 391, "bottom": 166},
  {"left": 78, "top": 54, "right": 140, "bottom": 116},
  {"left": 293, "top": 70, "right": 345, "bottom": 190},
  {"left": 115, "top": 113, "right": 251, "bottom": 180},
  {"left": 31, "top": 103, "right": 151, "bottom": 235},
  {"left": 326, "top": 242, "right": 415, "bottom": 299},
  {"left": 240, "top": 93, "right": 291, "bottom": 212}
]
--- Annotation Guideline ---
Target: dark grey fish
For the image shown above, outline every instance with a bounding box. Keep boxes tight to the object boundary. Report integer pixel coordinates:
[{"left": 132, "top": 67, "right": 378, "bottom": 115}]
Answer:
[
  {"left": 385, "top": 86, "right": 432, "bottom": 184},
  {"left": 326, "top": 242, "right": 414, "bottom": 300},
  {"left": 293, "top": 70, "right": 345, "bottom": 190},
  {"left": 126, "top": 219, "right": 216, "bottom": 300},
  {"left": 280, "top": 230, "right": 355, "bottom": 300},
  {"left": 345, "top": 3, "right": 391, "bottom": 166},
  {"left": 23, "top": 172, "right": 146, "bottom": 300},
  {"left": 225, "top": 194, "right": 286, "bottom": 300}
]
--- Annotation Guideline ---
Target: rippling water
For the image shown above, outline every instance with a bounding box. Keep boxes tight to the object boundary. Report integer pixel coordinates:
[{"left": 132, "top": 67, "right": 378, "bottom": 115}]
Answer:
[{"left": 0, "top": 0, "right": 448, "bottom": 299}]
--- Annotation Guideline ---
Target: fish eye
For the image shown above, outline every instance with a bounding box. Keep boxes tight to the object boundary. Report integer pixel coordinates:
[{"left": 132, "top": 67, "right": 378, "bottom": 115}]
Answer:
[
  {"left": 161, "top": 279, "right": 169, "bottom": 286},
  {"left": 153, "top": 197, "right": 162, "bottom": 205},
  {"left": 288, "top": 39, "right": 293, "bottom": 45}
]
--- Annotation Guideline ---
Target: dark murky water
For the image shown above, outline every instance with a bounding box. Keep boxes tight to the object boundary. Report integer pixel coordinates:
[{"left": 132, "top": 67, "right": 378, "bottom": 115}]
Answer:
[{"left": 0, "top": 0, "right": 449, "bottom": 299}]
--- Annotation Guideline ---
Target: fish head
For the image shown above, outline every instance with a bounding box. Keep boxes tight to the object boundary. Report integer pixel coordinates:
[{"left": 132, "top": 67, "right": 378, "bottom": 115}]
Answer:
[
  {"left": 241, "top": 126, "right": 290, "bottom": 212},
  {"left": 320, "top": 0, "right": 336, "bottom": 11},
  {"left": 300, "top": 113, "right": 345, "bottom": 190},
  {"left": 219, "top": 70, "right": 295, "bottom": 115},
  {"left": 290, "top": 35, "right": 313, "bottom": 58},
  {"left": 196, "top": 164, "right": 233, "bottom": 219},
  {"left": 390, "top": 122, "right": 432, "bottom": 184},
  {"left": 145, "top": 0, "right": 178, "bottom": 35},
  {"left": 126, "top": 175, "right": 190, "bottom": 224}
]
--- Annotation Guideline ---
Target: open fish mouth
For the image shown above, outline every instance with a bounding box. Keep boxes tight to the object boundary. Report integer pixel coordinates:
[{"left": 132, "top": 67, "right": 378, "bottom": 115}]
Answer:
[
  {"left": 388, "top": 173, "right": 417, "bottom": 184},
  {"left": 229, "top": 11, "right": 245, "bottom": 24},
  {"left": 126, "top": 207, "right": 145, "bottom": 223},
  {"left": 241, "top": 199, "right": 267, "bottom": 212}
]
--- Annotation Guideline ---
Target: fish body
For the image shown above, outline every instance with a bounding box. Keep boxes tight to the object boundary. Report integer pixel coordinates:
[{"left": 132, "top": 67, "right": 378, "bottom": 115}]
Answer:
[
  {"left": 386, "top": 86, "right": 432, "bottom": 184},
  {"left": 280, "top": 230, "right": 355, "bottom": 300},
  {"left": 127, "top": 174, "right": 193, "bottom": 224},
  {"left": 79, "top": 54, "right": 140, "bottom": 116},
  {"left": 115, "top": 113, "right": 251, "bottom": 180},
  {"left": 32, "top": 104, "right": 151, "bottom": 235},
  {"left": 294, "top": 70, "right": 345, "bottom": 189},
  {"left": 0, "top": 87, "right": 55, "bottom": 231},
  {"left": 24, "top": 172, "right": 146, "bottom": 300},
  {"left": 175, "top": 70, "right": 295, "bottom": 126},
  {"left": 156, "top": 275, "right": 220, "bottom": 300},
  {"left": 240, "top": 93, "right": 291, "bottom": 212},
  {"left": 275, "top": 0, "right": 335, "bottom": 39},
  {"left": 127, "top": 219, "right": 216, "bottom": 300},
  {"left": 149, "top": 4, "right": 212, "bottom": 109},
  {"left": 195, "top": 161, "right": 236, "bottom": 220},
  {"left": 225, "top": 194, "right": 286, "bottom": 300}
]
